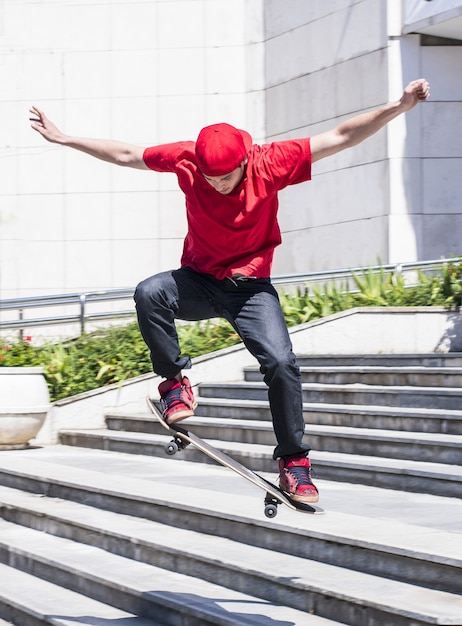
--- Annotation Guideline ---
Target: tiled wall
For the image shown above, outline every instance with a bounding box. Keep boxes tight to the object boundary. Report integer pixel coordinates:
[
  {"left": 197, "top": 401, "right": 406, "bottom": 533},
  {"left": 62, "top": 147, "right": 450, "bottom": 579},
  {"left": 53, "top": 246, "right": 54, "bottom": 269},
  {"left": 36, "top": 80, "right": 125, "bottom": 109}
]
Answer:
[
  {"left": 0, "top": 0, "right": 264, "bottom": 299},
  {"left": 265, "top": 1, "right": 462, "bottom": 273},
  {"left": 1, "top": 0, "right": 461, "bottom": 306}
]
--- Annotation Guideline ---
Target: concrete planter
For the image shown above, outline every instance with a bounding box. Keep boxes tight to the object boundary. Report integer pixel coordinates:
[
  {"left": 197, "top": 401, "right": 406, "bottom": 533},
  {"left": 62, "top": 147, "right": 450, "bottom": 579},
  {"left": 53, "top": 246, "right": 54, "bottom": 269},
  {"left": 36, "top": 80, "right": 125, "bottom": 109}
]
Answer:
[{"left": 0, "top": 367, "right": 50, "bottom": 450}]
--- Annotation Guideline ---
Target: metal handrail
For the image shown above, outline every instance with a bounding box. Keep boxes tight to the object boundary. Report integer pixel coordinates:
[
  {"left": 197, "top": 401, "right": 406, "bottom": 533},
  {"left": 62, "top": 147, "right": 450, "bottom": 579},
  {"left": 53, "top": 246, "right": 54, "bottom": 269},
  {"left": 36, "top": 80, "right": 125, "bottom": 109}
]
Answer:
[
  {"left": 0, "top": 258, "right": 460, "bottom": 337},
  {"left": 0, "top": 288, "right": 136, "bottom": 336},
  {"left": 0, "top": 288, "right": 134, "bottom": 310},
  {"left": 271, "top": 258, "right": 453, "bottom": 286}
]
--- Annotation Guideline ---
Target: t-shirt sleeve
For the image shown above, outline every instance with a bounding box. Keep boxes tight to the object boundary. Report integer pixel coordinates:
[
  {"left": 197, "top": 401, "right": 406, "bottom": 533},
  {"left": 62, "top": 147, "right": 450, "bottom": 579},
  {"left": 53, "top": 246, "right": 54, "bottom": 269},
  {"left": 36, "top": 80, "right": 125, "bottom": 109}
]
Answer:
[
  {"left": 143, "top": 141, "right": 195, "bottom": 173},
  {"left": 259, "top": 137, "right": 312, "bottom": 189}
]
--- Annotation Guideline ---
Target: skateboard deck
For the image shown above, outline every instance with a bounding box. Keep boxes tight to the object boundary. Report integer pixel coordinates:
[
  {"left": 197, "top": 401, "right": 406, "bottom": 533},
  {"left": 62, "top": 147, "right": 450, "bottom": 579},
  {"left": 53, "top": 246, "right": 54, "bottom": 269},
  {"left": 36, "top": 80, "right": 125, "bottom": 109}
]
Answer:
[{"left": 147, "top": 397, "right": 324, "bottom": 518}]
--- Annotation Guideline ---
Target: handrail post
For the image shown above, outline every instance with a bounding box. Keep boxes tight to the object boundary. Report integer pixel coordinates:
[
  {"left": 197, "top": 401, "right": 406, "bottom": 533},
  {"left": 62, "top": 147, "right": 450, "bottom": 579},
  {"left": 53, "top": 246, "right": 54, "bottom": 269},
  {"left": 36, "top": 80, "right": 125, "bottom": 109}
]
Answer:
[
  {"left": 79, "top": 294, "right": 86, "bottom": 335},
  {"left": 19, "top": 309, "right": 24, "bottom": 342}
]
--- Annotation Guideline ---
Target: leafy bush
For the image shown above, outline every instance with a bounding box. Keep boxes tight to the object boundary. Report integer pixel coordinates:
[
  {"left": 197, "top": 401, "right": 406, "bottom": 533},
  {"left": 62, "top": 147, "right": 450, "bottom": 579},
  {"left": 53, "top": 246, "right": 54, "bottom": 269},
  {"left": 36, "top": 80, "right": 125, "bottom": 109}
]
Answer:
[
  {"left": 277, "top": 259, "right": 462, "bottom": 326},
  {"left": 0, "top": 318, "right": 241, "bottom": 401},
  {"left": 1, "top": 259, "right": 462, "bottom": 401}
]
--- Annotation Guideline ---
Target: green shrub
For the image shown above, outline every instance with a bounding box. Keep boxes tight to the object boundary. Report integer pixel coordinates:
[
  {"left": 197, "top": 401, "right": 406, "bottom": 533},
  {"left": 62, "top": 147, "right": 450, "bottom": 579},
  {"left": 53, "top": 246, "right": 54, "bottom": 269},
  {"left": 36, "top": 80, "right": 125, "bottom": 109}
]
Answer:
[{"left": 0, "top": 318, "right": 241, "bottom": 401}]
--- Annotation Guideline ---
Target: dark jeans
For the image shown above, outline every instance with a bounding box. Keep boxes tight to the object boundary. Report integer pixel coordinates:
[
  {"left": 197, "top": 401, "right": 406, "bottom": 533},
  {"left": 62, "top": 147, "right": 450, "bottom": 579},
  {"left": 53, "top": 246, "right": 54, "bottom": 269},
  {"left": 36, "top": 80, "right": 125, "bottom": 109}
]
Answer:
[{"left": 134, "top": 267, "right": 310, "bottom": 459}]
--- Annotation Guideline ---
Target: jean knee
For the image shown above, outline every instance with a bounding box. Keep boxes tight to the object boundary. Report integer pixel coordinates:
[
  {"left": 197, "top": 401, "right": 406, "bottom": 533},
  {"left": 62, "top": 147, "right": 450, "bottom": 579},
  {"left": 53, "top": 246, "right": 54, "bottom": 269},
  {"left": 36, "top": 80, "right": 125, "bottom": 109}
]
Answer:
[
  {"left": 263, "top": 351, "right": 299, "bottom": 382},
  {"left": 134, "top": 274, "right": 168, "bottom": 308},
  {"left": 134, "top": 278, "right": 151, "bottom": 305}
]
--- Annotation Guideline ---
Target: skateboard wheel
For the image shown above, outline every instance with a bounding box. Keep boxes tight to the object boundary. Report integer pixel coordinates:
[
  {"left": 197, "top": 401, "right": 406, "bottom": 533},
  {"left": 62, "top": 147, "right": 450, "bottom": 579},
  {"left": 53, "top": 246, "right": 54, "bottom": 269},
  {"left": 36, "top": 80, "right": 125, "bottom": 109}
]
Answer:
[
  {"left": 264, "top": 503, "right": 278, "bottom": 518},
  {"left": 165, "top": 440, "right": 179, "bottom": 455}
]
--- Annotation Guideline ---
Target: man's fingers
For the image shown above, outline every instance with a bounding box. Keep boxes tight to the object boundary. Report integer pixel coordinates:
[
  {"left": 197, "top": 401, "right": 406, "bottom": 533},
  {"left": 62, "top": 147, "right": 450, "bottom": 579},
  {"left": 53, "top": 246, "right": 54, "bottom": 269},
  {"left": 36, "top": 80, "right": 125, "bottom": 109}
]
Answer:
[
  {"left": 29, "top": 105, "right": 45, "bottom": 125},
  {"left": 414, "top": 79, "right": 430, "bottom": 100}
]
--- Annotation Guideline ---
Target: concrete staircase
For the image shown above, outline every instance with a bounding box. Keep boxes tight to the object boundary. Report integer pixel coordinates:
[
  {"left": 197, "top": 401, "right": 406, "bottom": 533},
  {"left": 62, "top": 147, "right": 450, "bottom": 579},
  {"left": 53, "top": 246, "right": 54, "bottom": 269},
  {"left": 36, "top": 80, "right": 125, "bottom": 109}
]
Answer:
[
  {"left": 0, "top": 354, "right": 461, "bottom": 625},
  {"left": 65, "top": 353, "right": 462, "bottom": 497}
]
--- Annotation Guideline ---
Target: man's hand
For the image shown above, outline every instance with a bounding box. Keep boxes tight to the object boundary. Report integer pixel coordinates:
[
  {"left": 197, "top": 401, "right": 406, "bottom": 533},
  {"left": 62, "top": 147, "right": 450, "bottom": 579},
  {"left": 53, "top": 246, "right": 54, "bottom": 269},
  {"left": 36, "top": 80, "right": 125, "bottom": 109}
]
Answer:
[
  {"left": 29, "top": 105, "right": 148, "bottom": 169},
  {"left": 29, "top": 106, "right": 66, "bottom": 144},
  {"left": 399, "top": 79, "right": 431, "bottom": 112},
  {"left": 311, "top": 78, "right": 430, "bottom": 162}
]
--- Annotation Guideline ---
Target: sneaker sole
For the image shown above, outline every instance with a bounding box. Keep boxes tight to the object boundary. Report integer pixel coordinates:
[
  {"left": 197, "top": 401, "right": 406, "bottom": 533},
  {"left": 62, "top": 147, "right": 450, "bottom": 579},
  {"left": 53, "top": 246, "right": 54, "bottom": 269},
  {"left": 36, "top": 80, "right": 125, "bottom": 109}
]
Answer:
[
  {"left": 289, "top": 493, "right": 320, "bottom": 504},
  {"left": 280, "top": 486, "right": 319, "bottom": 504},
  {"left": 164, "top": 402, "right": 198, "bottom": 425}
]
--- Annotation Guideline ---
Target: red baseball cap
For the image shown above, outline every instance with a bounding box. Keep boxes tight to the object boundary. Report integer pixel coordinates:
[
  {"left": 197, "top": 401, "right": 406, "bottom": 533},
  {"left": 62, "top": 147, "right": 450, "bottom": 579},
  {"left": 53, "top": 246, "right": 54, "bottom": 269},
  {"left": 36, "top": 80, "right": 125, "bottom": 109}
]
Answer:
[{"left": 195, "top": 123, "right": 252, "bottom": 176}]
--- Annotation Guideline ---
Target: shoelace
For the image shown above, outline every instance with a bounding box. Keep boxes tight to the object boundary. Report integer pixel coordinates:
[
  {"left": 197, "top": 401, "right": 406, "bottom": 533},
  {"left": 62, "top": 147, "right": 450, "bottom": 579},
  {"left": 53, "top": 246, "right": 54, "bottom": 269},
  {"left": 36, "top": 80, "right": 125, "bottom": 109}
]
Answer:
[
  {"left": 285, "top": 465, "right": 314, "bottom": 487},
  {"left": 161, "top": 385, "right": 188, "bottom": 412}
]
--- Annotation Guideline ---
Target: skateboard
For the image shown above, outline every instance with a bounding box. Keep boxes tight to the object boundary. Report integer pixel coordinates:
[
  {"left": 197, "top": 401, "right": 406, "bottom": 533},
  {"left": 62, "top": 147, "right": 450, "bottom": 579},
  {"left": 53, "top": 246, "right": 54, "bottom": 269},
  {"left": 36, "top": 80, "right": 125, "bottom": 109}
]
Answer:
[{"left": 146, "top": 397, "right": 324, "bottom": 518}]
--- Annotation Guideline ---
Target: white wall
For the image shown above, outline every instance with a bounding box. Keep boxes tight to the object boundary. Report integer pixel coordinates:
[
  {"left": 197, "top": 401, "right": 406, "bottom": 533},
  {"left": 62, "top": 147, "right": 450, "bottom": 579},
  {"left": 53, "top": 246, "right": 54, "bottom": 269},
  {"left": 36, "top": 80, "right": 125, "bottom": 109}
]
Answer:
[
  {"left": 387, "top": 34, "right": 462, "bottom": 264},
  {"left": 265, "top": 0, "right": 390, "bottom": 273},
  {"left": 0, "top": 0, "right": 265, "bottom": 303},
  {"left": 1, "top": 0, "right": 462, "bottom": 322},
  {"left": 266, "top": 0, "right": 462, "bottom": 273},
  {"left": 420, "top": 44, "right": 462, "bottom": 259}
]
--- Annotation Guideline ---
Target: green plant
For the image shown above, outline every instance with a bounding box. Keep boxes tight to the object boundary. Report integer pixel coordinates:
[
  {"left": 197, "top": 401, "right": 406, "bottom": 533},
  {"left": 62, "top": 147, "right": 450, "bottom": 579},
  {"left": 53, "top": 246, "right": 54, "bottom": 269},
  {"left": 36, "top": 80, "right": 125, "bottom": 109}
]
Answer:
[
  {"left": 177, "top": 319, "right": 241, "bottom": 357},
  {"left": 351, "top": 266, "right": 393, "bottom": 306},
  {"left": 440, "top": 260, "right": 462, "bottom": 306},
  {"left": 0, "top": 318, "right": 241, "bottom": 401},
  {"left": 0, "top": 336, "right": 39, "bottom": 367}
]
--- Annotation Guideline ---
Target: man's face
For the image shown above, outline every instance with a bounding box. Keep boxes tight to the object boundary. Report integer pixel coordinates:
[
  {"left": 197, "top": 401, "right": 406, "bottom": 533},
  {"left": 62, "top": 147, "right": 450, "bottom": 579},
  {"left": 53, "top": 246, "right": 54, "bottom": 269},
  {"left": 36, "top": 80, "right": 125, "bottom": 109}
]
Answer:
[{"left": 203, "top": 161, "right": 246, "bottom": 195}]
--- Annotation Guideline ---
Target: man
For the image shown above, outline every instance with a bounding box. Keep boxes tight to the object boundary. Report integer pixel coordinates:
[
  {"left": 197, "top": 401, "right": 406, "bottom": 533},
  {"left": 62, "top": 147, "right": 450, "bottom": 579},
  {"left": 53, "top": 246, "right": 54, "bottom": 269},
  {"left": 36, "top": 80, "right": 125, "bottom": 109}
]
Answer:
[{"left": 30, "top": 78, "right": 430, "bottom": 503}]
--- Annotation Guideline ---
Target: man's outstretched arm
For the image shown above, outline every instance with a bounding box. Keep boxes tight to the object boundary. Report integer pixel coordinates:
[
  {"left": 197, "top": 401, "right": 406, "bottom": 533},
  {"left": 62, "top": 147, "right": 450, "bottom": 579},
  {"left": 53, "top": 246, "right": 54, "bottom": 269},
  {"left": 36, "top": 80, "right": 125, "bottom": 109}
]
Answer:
[
  {"left": 29, "top": 106, "right": 149, "bottom": 169},
  {"left": 310, "top": 79, "right": 430, "bottom": 163}
]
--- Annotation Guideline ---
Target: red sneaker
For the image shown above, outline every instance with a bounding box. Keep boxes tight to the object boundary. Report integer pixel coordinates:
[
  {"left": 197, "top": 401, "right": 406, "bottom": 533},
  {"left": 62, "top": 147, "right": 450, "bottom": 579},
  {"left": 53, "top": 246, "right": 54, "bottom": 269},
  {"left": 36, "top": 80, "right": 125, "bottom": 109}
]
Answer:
[
  {"left": 279, "top": 455, "right": 319, "bottom": 503},
  {"left": 158, "top": 376, "right": 197, "bottom": 424}
]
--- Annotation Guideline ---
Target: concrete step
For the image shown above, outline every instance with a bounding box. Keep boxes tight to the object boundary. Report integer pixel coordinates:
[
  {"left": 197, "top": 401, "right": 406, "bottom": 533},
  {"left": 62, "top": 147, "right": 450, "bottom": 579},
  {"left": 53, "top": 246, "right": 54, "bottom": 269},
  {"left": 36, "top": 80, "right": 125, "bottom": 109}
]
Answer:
[
  {"left": 3, "top": 517, "right": 459, "bottom": 626},
  {"left": 1, "top": 518, "right": 332, "bottom": 626},
  {"left": 1, "top": 450, "right": 461, "bottom": 586},
  {"left": 294, "top": 353, "right": 462, "bottom": 367},
  {"left": 0, "top": 563, "right": 162, "bottom": 626},
  {"left": 104, "top": 414, "right": 462, "bottom": 465},
  {"left": 301, "top": 401, "right": 462, "bottom": 434},
  {"left": 0, "top": 447, "right": 461, "bottom": 625},
  {"left": 245, "top": 365, "right": 462, "bottom": 387},
  {"left": 161, "top": 397, "right": 461, "bottom": 434},
  {"left": 199, "top": 381, "right": 462, "bottom": 410},
  {"left": 55, "top": 428, "right": 462, "bottom": 497},
  {"left": 0, "top": 481, "right": 459, "bottom": 596}
]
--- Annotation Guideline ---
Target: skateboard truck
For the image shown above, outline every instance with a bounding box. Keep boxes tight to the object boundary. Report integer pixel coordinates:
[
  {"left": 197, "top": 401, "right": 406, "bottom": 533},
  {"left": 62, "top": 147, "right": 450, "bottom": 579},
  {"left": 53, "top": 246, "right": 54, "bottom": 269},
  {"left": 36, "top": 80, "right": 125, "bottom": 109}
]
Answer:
[
  {"left": 263, "top": 493, "right": 281, "bottom": 518},
  {"left": 164, "top": 433, "right": 190, "bottom": 455}
]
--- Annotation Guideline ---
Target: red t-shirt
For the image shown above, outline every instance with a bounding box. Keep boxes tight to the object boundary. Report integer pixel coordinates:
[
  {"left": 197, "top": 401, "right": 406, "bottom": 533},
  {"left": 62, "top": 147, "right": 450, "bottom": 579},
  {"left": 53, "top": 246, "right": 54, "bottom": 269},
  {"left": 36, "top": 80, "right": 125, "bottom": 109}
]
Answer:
[{"left": 143, "top": 138, "right": 312, "bottom": 280}]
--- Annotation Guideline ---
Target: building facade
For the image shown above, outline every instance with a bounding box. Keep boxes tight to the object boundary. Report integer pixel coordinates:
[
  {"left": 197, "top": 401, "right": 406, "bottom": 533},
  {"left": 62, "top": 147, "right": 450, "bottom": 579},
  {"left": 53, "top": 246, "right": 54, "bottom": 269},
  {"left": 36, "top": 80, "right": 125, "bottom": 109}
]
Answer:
[{"left": 1, "top": 0, "right": 461, "bottom": 302}]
